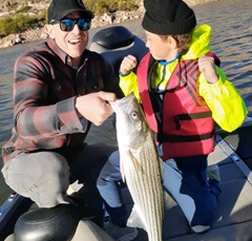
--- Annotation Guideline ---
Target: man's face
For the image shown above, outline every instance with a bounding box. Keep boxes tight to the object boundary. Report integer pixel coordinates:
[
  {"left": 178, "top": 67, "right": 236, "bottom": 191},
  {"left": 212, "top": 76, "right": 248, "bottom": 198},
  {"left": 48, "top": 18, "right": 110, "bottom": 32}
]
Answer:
[{"left": 46, "top": 11, "right": 89, "bottom": 61}]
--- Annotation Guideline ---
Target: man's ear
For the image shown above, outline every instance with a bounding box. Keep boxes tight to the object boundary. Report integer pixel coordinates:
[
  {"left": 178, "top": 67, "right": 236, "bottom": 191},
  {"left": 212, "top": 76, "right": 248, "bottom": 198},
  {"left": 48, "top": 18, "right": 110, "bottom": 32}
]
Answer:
[{"left": 44, "top": 24, "right": 55, "bottom": 39}]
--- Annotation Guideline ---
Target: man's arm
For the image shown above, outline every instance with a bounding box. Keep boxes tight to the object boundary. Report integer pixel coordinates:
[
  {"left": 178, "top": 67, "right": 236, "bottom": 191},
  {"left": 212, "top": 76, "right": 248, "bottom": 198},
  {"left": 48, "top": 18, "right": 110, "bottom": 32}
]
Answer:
[{"left": 13, "top": 53, "right": 86, "bottom": 137}]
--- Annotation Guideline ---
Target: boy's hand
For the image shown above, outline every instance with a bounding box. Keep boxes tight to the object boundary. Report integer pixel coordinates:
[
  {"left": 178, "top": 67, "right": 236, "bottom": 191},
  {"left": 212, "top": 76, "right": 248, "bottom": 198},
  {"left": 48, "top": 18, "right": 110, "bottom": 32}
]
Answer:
[
  {"left": 75, "top": 91, "right": 116, "bottom": 126},
  {"left": 119, "top": 55, "right": 137, "bottom": 75},
  {"left": 198, "top": 55, "right": 219, "bottom": 84}
]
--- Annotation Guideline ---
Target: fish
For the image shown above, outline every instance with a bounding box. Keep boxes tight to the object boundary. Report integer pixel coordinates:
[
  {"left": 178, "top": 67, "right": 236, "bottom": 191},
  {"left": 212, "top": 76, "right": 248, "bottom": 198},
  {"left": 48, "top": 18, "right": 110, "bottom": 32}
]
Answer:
[{"left": 110, "top": 93, "right": 164, "bottom": 241}]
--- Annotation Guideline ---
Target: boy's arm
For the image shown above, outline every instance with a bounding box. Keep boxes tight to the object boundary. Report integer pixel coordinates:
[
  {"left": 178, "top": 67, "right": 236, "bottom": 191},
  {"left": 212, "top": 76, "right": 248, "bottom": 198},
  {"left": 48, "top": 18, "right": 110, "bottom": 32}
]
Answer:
[
  {"left": 198, "top": 66, "right": 248, "bottom": 132},
  {"left": 119, "top": 55, "right": 141, "bottom": 102},
  {"left": 119, "top": 72, "right": 140, "bottom": 102}
]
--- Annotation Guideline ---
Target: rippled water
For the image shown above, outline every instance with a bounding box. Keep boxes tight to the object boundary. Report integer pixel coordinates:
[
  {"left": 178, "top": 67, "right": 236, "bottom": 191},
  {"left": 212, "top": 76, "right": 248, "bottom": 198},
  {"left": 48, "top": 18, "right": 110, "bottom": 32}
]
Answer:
[
  {"left": 0, "top": 0, "right": 251, "bottom": 203},
  {"left": 194, "top": 0, "right": 252, "bottom": 109}
]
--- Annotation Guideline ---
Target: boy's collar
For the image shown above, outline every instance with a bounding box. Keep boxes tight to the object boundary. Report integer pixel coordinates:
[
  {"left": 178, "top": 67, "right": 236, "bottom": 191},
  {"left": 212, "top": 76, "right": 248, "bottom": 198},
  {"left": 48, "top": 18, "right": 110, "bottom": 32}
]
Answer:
[{"left": 159, "top": 53, "right": 180, "bottom": 65}]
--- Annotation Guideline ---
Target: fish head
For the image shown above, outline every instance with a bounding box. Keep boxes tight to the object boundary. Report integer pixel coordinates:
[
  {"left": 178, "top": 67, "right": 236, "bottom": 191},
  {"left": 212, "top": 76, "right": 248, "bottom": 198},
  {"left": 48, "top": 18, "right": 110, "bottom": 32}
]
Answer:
[{"left": 111, "top": 93, "right": 150, "bottom": 149}]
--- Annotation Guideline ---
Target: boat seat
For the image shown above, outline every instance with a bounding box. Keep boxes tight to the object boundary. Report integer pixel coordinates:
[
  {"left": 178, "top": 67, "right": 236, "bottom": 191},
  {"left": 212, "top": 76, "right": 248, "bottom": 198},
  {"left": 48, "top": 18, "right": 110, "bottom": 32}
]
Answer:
[
  {"left": 13, "top": 204, "right": 80, "bottom": 241},
  {"left": 91, "top": 26, "right": 134, "bottom": 50},
  {"left": 5, "top": 219, "right": 116, "bottom": 241},
  {"left": 89, "top": 25, "right": 148, "bottom": 74}
]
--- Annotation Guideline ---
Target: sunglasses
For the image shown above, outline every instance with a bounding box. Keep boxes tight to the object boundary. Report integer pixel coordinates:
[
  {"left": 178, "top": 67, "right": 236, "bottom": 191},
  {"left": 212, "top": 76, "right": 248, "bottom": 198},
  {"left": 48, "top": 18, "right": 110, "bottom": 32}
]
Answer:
[{"left": 59, "top": 18, "right": 91, "bottom": 32}]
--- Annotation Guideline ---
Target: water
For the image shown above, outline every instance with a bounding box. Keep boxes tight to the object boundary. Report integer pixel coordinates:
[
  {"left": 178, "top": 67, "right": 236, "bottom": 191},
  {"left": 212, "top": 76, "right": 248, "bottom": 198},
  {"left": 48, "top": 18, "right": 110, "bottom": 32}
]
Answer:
[{"left": 0, "top": 0, "right": 251, "bottom": 204}]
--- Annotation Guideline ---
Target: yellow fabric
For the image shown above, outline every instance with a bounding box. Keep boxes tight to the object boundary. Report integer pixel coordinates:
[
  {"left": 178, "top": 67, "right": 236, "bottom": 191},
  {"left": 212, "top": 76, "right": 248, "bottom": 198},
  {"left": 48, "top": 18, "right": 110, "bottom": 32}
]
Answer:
[
  {"left": 198, "top": 68, "right": 248, "bottom": 132},
  {"left": 183, "top": 24, "right": 211, "bottom": 60},
  {"left": 119, "top": 24, "right": 248, "bottom": 132},
  {"left": 119, "top": 71, "right": 140, "bottom": 102}
]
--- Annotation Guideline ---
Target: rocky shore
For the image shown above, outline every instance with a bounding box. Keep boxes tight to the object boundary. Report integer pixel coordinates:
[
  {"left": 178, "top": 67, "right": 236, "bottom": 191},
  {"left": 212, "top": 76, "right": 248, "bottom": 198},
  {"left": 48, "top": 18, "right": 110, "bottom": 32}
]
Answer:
[{"left": 0, "top": 0, "right": 219, "bottom": 49}]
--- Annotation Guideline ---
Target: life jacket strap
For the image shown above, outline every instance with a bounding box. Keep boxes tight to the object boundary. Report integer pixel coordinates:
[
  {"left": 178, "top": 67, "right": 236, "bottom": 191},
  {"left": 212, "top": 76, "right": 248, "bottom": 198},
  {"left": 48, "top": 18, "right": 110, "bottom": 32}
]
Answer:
[
  {"left": 174, "top": 111, "right": 212, "bottom": 129},
  {"left": 158, "top": 130, "right": 215, "bottom": 143}
]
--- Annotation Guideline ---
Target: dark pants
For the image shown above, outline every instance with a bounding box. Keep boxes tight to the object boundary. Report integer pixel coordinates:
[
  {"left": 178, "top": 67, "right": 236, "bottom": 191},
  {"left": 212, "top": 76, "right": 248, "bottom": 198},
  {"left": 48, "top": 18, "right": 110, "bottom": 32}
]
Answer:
[{"left": 97, "top": 151, "right": 221, "bottom": 230}]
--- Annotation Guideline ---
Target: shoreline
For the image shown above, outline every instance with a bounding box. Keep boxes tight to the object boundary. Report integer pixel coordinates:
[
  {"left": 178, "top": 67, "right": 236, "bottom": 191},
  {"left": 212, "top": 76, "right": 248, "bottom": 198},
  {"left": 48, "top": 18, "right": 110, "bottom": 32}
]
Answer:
[{"left": 0, "top": 0, "right": 219, "bottom": 49}]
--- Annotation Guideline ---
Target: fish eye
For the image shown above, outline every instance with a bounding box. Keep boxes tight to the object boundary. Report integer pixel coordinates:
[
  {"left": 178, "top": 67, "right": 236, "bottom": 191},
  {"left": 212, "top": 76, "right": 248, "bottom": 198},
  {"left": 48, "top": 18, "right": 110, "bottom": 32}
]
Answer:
[{"left": 130, "top": 111, "right": 139, "bottom": 120}]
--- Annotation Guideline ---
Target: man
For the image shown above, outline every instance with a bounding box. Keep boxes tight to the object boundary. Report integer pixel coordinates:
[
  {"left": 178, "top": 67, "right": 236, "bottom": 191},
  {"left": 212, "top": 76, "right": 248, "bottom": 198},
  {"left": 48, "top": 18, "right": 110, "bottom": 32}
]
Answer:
[{"left": 1, "top": 0, "right": 123, "bottom": 227}]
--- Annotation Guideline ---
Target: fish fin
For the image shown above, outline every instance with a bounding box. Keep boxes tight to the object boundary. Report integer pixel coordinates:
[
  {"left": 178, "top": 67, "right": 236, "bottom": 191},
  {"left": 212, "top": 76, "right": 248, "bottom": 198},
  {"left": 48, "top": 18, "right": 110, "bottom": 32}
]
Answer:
[
  {"left": 128, "top": 150, "right": 144, "bottom": 174},
  {"left": 120, "top": 156, "right": 126, "bottom": 183},
  {"left": 127, "top": 205, "right": 146, "bottom": 231}
]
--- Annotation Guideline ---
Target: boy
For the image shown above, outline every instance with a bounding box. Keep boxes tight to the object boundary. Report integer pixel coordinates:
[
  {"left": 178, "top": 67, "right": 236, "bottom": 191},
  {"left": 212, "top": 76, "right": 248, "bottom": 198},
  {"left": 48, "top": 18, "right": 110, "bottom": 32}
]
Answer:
[{"left": 97, "top": 0, "right": 247, "bottom": 238}]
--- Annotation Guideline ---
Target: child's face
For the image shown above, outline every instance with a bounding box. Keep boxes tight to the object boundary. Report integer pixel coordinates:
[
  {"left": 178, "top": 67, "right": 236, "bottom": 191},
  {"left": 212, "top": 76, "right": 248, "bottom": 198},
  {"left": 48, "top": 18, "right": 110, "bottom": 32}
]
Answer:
[{"left": 145, "top": 30, "right": 178, "bottom": 61}]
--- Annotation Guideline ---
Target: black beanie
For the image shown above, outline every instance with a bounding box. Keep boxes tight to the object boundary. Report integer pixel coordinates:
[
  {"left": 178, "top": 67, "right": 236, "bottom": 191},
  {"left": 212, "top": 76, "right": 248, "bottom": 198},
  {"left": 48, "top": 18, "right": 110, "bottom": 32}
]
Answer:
[{"left": 142, "top": 0, "right": 197, "bottom": 35}]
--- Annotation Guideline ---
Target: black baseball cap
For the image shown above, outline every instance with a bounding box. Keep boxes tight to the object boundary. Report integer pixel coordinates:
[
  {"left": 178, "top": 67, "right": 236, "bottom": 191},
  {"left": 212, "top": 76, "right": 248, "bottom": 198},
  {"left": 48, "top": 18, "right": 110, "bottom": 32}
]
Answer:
[{"left": 48, "top": 0, "right": 94, "bottom": 23}]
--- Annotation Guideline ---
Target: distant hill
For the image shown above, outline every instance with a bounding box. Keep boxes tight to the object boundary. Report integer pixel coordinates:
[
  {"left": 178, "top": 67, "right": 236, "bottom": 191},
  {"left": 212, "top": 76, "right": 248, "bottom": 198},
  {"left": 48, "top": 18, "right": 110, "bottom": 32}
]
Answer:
[
  {"left": 0, "top": 0, "right": 219, "bottom": 48},
  {"left": 0, "top": 0, "right": 218, "bottom": 16}
]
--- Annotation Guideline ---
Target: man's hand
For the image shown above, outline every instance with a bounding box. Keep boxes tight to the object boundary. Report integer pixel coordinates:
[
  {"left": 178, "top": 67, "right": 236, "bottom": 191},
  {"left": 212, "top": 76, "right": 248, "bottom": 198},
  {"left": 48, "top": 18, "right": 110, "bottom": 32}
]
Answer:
[
  {"left": 198, "top": 55, "right": 219, "bottom": 84},
  {"left": 119, "top": 55, "right": 137, "bottom": 75},
  {"left": 75, "top": 91, "right": 116, "bottom": 126}
]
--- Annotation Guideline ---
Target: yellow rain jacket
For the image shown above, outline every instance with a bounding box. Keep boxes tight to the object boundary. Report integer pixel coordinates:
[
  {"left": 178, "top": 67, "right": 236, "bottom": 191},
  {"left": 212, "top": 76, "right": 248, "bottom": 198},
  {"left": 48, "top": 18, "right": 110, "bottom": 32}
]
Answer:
[{"left": 119, "top": 24, "right": 247, "bottom": 133}]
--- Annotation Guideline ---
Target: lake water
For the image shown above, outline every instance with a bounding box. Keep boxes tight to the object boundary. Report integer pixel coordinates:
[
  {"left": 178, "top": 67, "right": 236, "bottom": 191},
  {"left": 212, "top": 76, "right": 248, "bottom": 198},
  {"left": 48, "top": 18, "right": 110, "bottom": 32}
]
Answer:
[{"left": 0, "top": 0, "right": 251, "bottom": 204}]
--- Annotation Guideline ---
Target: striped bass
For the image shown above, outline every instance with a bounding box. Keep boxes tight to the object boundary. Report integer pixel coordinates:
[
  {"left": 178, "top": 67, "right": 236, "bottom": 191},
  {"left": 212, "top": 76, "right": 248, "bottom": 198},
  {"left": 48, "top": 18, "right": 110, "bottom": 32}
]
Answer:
[{"left": 111, "top": 93, "right": 164, "bottom": 241}]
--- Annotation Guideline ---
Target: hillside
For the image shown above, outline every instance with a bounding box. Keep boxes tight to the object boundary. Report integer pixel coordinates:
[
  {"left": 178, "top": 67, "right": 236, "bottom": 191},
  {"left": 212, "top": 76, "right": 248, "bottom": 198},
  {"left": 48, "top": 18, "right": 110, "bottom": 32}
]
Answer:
[
  {"left": 0, "top": 0, "right": 219, "bottom": 48},
  {"left": 0, "top": 0, "right": 217, "bottom": 16}
]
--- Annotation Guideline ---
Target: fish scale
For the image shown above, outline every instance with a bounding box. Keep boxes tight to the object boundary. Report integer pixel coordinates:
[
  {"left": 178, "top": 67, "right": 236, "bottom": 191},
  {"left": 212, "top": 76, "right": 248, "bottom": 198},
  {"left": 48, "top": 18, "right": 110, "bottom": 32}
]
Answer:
[{"left": 111, "top": 93, "right": 164, "bottom": 241}]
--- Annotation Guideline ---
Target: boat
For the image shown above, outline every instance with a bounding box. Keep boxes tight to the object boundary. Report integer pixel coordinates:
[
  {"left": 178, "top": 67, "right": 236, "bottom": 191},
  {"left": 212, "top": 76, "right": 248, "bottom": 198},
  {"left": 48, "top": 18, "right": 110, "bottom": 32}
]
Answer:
[{"left": 0, "top": 26, "right": 252, "bottom": 241}]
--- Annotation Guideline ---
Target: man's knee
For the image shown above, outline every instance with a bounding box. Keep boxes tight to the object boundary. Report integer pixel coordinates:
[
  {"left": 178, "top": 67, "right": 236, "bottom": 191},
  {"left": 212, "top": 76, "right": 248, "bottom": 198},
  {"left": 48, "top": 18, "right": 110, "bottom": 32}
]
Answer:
[
  {"left": 2, "top": 152, "right": 71, "bottom": 208},
  {"left": 29, "top": 152, "right": 71, "bottom": 207}
]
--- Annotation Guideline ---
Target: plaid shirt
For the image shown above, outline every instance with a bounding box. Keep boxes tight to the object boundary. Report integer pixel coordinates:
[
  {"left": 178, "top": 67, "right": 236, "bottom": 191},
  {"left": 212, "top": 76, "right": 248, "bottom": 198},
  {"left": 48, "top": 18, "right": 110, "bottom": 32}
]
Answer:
[{"left": 2, "top": 39, "right": 123, "bottom": 163}]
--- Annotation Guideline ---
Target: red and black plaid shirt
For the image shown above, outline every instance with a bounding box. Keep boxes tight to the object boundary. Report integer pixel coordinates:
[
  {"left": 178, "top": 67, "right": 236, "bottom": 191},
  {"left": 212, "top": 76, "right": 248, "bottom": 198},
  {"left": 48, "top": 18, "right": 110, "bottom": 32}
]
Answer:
[{"left": 2, "top": 39, "right": 123, "bottom": 163}]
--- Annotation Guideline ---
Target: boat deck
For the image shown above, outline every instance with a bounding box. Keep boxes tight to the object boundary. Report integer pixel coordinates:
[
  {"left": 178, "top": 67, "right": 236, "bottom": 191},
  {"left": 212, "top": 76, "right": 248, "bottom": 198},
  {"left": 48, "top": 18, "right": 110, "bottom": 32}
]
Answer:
[
  {"left": 1, "top": 120, "right": 252, "bottom": 241},
  {"left": 124, "top": 121, "right": 252, "bottom": 241}
]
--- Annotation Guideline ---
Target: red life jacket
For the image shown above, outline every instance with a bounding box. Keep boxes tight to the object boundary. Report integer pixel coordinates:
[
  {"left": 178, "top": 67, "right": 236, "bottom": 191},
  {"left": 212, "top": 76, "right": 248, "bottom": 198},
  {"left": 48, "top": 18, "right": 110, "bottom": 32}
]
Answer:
[{"left": 137, "top": 53, "right": 216, "bottom": 160}]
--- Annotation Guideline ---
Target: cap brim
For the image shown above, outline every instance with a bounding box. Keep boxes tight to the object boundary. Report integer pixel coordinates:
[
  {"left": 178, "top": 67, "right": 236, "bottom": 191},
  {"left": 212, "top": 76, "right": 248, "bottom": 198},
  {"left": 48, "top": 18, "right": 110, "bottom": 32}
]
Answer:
[{"left": 59, "top": 9, "right": 94, "bottom": 20}]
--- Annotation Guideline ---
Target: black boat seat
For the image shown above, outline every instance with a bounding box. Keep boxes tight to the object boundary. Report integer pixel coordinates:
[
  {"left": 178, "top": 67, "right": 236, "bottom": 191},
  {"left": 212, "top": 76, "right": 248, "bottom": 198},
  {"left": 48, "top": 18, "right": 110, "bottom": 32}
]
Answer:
[
  {"left": 92, "top": 26, "right": 134, "bottom": 50},
  {"left": 5, "top": 219, "right": 116, "bottom": 241},
  {"left": 89, "top": 26, "right": 148, "bottom": 74},
  {"left": 14, "top": 204, "right": 80, "bottom": 241}
]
